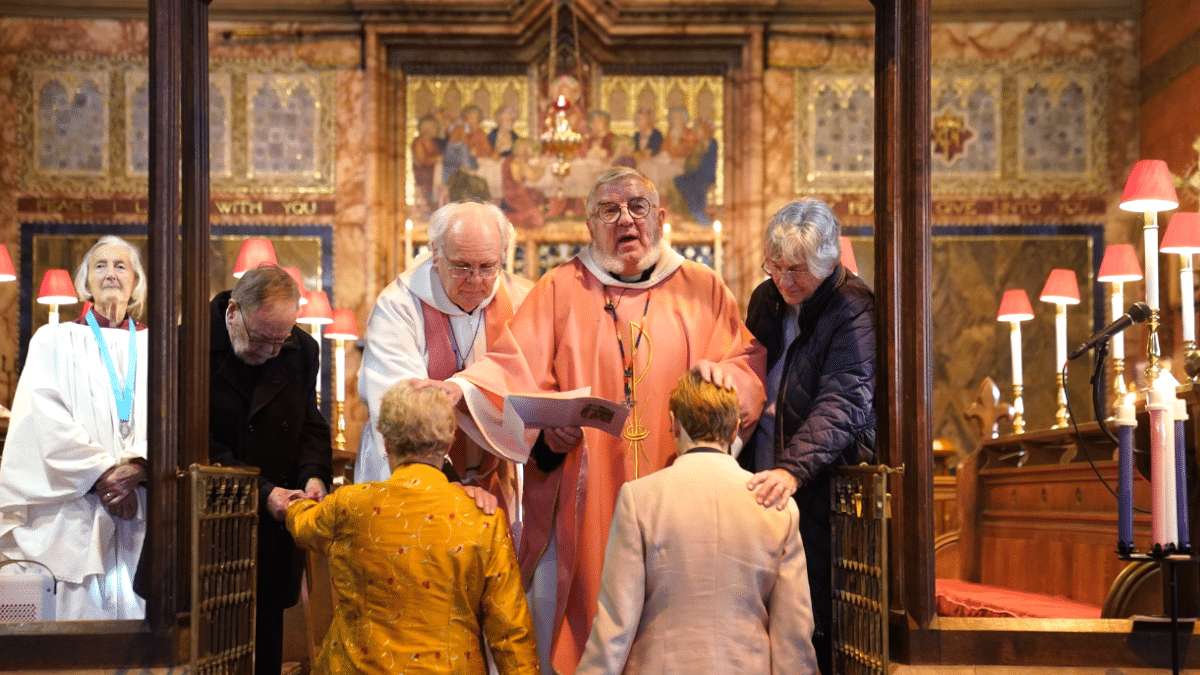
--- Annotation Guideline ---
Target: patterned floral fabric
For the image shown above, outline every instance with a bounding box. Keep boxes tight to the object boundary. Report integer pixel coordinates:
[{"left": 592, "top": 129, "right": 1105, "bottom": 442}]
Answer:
[{"left": 287, "top": 463, "right": 539, "bottom": 674}]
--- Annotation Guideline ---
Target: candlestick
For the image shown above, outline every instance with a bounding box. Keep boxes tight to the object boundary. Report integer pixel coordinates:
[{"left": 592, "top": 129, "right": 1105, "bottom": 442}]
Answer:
[
  {"left": 1148, "top": 384, "right": 1179, "bottom": 554},
  {"left": 1012, "top": 384, "right": 1025, "bottom": 435},
  {"left": 334, "top": 337, "right": 347, "bottom": 452},
  {"left": 405, "top": 219, "right": 414, "bottom": 269},
  {"left": 712, "top": 220, "right": 723, "bottom": 278},
  {"left": 1146, "top": 215, "right": 1164, "bottom": 383},
  {"left": 998, "top": 289, "right": 1034, "bottom": 435},
  {"left": 48, "top": 305, "right": 60, "bottom": 326},
  {"left": 507, "top": 236, "right": 517, "bottom": 275},
  {"left": 663, "top": 222, "right": 672, "bottom": 248},
  {"left": 1040, "top": 270, "right": 1079, "bottom": 429},
  {"left": 1116, "top": 395, "right": 1137, "bottom": 554},
  {"left": 1174, "top": 398, "right": 1192, "bottom": 552}
]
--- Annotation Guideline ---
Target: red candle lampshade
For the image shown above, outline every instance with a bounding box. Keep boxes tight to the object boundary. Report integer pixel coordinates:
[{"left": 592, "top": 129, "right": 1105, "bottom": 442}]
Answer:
[
  {"left": 37, "top": 269, "right": 78, "bottom": 305},
  {"left": 282, "top": 267, "right": 309, "bottom": 305},
  {"left": 1160, "top": 213, "right": 1200, "bottom": 255},
  {"left": 324, "top": 308, "right": 359, "bottom": 341},
  {"left": 297, "top": 290, "right": 333, "bottom": 326},
  {"left": 997, "top": 289, "right": 1034, "bottom": 322},
  {"left": 840, "top": 236, "right": 858, "bottom": 276},
  {"left": 0, "top": 244, "right": 15, "bottom": 283},
  {"left": 1040, "top": 269, "right": 1080, "bottom": 305},
  {"left": 1120, "top": 160, "right": 1179, "bottom": 213},
  {"left": 1097, "top": 244, "right": 1144, "bottom": 282},
  {"left": 232, "top": 238, "right": 278, "bottom": 278}
]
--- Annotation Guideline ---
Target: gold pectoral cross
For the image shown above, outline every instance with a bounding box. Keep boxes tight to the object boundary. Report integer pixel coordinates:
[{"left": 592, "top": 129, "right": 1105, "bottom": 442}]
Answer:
[{"left": 621, "top": 321, "right": 652, "bottom": 478}]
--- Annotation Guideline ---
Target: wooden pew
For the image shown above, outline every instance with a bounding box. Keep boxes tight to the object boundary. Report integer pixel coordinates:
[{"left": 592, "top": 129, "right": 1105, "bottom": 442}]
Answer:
[{"left": 933, "top": 380, "right": 1196, "bottom": 618}]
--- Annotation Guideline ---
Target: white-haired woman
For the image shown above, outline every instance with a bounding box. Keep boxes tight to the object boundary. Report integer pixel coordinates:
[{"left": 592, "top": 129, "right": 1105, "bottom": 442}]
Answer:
[
  {"left": 0, "top": 235, "right": 150, "bottom": 620},
  {"left": 742, "top": 198, "right": 877, "bottom": 675}
]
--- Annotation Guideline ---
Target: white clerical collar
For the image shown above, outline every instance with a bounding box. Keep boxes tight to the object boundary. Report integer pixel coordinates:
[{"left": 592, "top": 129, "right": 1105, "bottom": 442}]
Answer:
[{"left": 577, "top": 243, "right": 684, "bottom": 290}]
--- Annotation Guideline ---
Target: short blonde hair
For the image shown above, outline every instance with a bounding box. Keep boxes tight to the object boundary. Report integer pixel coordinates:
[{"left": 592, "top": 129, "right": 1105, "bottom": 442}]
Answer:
[
  {"left": 668, "top": 370, "right": 740, "bottom": 444},
  {"left": 377, "top": 382, "right": 456, "bottom": 463}
]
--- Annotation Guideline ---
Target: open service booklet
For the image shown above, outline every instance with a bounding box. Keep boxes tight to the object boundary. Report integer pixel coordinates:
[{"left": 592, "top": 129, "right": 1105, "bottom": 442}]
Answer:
[{"left": 503, "top": 387, "right": 630, "bottom": 437}]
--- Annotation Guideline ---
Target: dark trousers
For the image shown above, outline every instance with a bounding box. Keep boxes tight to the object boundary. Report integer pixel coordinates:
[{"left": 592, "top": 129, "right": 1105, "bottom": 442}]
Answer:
[{"left": 255, "top": 599, "right": 284, "bottom": 675}]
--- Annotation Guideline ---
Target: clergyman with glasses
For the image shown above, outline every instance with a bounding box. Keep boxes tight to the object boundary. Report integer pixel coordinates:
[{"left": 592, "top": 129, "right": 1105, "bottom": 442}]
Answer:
[
  {"left": 209, "top": 262, "right": 333, "bottom": 675},
  {"left": 742, "top": 197, "right": 877, "bottom": 675},
  {"left": 355, "top": 202, "right": 532, "bottom": 517},
  {"left": 413, "top": 167, "right": 766, "bottom": 674}
]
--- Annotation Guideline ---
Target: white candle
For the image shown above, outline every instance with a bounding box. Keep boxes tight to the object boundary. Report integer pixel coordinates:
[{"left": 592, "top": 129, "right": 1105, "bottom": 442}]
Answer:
[
  {"left": 1181, "top": 255, "right": 1195, "bottom": 343},
  {"left": 1055, "top": 304, "right": 1067, "bottom": 370},
  {"left": 1111, "top": 284, "right": 1125, "bottom": 359},
  {"left": 405, "top": 219, "right": 414, "bottom": 269},
  {"left": 1010, "top": 321, "right": 1023, "bottom": 386},
  {"left": 712, "top": 220, "right": 723, "bottom": 278},
  {"left": 335, "top": 341, "right": 346, "bottom": 402},
  {"left": 1148, "top": 384, "right": 1178, "bottom": 551},
  {"left": 1145, "top": 212, "right": 1160, "bottom": 311},
  {"left": 663, "top": 222, "right": 672, "bottom": 247},
  {"left": 507, "top": 237, "right": 517, "bottom": 274},
  {"left": 48, "top": 307, "right": 59, "bottom": 326}
]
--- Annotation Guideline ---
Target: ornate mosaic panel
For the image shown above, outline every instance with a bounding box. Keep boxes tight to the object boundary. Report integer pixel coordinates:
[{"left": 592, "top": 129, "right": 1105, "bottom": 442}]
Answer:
[
  {"left": 931, "top": 72, "right": 1001, "bottom": 181},
  {"left": 125, "top": 70, "right": 149, "bottom": 176},
  {"left": 794, "top": 60, "right": 1108, "bottom": 196},
  {"left": 21, "top": 60, "right": 116, "bottom": 187},
  {"left": 1016, "top": 68, "right": 1105, "bottom": 192},
  {"left": 796, "top": 72, "right": 875, "bottom": 191},
  {"left": 18, "top": 56, "right": 335, "bottom": 194},
  {"left": 209, "top": 73, "right": 232, "bottom": 179}
]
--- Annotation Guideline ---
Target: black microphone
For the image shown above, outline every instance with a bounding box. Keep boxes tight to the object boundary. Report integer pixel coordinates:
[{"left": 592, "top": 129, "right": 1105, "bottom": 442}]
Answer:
[{"left": 1068, "top": 301, "right": 1152, "bottom": 361}]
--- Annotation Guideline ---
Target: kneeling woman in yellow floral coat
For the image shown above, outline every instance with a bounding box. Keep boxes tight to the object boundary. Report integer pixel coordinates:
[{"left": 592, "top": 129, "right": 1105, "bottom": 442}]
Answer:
[{"left": 287, "top": 381, "right": 539, "bottom": 674}]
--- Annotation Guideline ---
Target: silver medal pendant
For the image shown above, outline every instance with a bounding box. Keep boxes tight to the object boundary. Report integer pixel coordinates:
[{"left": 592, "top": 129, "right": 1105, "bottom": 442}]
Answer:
[{"left": 120, "top": 420, "right": 132, "bottom": 439}]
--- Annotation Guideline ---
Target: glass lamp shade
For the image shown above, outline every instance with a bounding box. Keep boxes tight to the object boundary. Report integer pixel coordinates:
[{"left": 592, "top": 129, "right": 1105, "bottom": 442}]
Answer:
[
  {"left": 1097, "top": 244, "right": 1144, "bottom": 282},
  {"left": 1160, "top": 213, "right": 1200, "bottom": 254},
  {"left": 840, "top": 236, "right": 858, "bottom": 276},
  {"left": 1040, "top": 269, "right": 1081, "bottom": 305},
  {"left": 232, "top": 238, "right": 278, "bottom": 278},
  {"left": 1120, "top": 159, "right": 1180, "bottom": 212},
  {"left": 997, "top": 289, "right": 1034, "bottom": 322},
  {"left": 0, "top": 244, "right": 15, "bottom": 282},
  {"left": 282, "top": 267, "right": 309, "bottom": 304},
  {"left": 36, "top": 269, "right": 78, "bottom": 305},
  {"left": 297, "top": 290, "right": 333, "bottom": 326},
  {"left": 324, "top": 308, "right": 359, "bottom": 340}
]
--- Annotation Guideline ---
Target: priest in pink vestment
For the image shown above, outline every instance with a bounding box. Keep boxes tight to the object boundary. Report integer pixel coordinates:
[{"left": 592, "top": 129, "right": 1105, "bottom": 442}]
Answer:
[
  {"left": 356, "top": 201, "right": 533, "bottom": 518},
  {"left": 421, "top": 167, "right": 766, "bottom": 674}
]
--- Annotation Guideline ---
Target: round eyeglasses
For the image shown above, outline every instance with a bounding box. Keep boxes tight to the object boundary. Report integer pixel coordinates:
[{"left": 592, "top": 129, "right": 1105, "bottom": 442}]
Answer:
[
  {"left": 592, "top": 197, "right": 655, "bottom": 224},
  {"left": 761, "top": 261, "right": 810, "bottom": 286},
  {"left": 447, "top": 264, "right": 502, "bottom": 280}
]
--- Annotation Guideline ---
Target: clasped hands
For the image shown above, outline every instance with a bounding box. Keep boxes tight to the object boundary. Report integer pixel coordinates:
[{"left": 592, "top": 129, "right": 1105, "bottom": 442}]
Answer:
[
  {"left": 269, "top": 477, "right": 329, "bottom": 521},
  {"left": 94, "top": 462, "right": 147, "bottom": 520}
]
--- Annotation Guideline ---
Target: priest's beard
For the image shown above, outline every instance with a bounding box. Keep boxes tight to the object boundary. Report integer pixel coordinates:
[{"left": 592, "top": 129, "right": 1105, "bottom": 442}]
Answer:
[{"left": 593, "top": 238, "right": 664, "bottom": 278}]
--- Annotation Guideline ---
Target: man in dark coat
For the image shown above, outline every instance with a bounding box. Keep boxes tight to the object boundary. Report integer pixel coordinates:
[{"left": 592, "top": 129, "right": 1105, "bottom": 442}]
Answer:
[
  {"left": 209, "top": 263, "right": 333, "bottom": 675},
  {"left": 741, "top": 198, "right": 876, "bottom": 675}
]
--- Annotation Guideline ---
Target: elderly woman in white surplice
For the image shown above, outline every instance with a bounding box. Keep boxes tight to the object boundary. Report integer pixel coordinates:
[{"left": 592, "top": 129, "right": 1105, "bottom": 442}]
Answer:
[{"left": 0, "top": 235, "right": 150, "bottom": 620}]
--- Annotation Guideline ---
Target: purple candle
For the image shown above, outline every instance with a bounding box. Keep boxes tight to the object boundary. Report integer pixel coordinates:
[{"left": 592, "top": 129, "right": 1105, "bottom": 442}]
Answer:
[
  {"left": 1116, "top": 399, "right": 1137, "bottom": 553},
  {"left": 1175, "top": 399, "right": 1191, "bottom": 552}
]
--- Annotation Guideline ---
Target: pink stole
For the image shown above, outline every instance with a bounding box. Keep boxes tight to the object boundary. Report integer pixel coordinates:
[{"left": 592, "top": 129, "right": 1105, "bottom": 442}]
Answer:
[{"left": 419, "top": 283, "right": 516, "bottom": 496}]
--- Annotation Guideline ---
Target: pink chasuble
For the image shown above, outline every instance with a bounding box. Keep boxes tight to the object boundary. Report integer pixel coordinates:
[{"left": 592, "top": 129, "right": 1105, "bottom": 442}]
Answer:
[
  {"left": 456, "top": 258, "right": 766, "bottom": 674},
  {"left": 420, "top": 283, "right": 517, "bottom": 504}
]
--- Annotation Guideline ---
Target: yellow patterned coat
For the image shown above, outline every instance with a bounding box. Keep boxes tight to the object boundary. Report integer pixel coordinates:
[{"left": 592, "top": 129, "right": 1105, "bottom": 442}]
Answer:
[{"left": 287, "top": 463, "right": 539, "bottom": 675}]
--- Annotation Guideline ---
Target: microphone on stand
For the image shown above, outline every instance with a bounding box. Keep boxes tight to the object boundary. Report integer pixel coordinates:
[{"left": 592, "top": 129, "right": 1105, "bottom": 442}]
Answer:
[{"left": 1068, "top": 301, "right": 1152, "bottom": 361}]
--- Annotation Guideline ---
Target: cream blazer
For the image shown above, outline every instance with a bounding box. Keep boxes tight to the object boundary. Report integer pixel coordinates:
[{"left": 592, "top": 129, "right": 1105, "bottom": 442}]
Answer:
[{"left": 576, "top": 449, "right": 818, "bottom": 675}]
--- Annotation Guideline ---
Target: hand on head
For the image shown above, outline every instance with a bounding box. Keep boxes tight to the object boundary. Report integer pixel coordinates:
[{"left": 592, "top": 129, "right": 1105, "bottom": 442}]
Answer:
[{"left": 691, "top": 360, "right": 735, "bottom": 391}]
